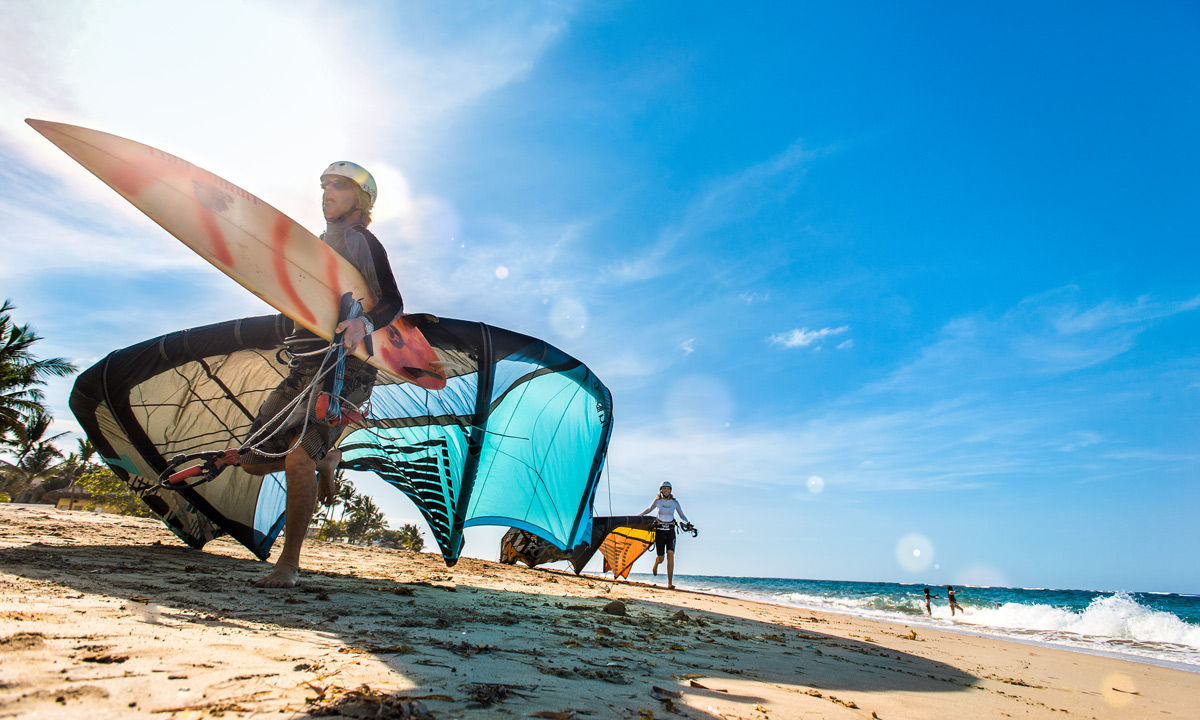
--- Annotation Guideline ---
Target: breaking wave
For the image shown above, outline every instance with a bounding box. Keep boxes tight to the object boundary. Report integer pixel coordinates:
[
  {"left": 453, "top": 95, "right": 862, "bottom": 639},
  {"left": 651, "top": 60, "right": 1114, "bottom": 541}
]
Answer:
[
  {"left": 962, "top": 592, "right": 1200, "bottom": 649},
  {"left": 652, "top": 575, "right": 1200, "bottom": 669}
]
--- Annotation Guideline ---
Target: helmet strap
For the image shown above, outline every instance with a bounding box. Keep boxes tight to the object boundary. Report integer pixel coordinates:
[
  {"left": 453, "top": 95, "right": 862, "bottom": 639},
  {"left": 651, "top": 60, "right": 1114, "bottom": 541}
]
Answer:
[{"left": 331, "top": 206, "right": 363, "bottom": 224}]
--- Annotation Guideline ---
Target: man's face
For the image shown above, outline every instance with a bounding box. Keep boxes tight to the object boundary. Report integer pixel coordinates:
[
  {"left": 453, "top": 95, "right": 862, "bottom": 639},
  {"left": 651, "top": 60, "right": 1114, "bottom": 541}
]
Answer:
[{"left": 321, "top": 175, "right": 360, "bottom": 221}]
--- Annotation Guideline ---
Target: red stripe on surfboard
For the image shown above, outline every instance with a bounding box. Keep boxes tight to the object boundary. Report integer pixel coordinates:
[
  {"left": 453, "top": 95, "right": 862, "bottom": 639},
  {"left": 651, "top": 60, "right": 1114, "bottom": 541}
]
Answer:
[
  {"left": 109, "top": 145, "right": 183, "bottom": 201},
  {"left": 197, "top": 203, "right": 235, "bottom": 266},
  {"left": 108, "top": 163, "right": 155, "bottom": 198},
  {"left": 323, "top": 244, "right": 342, "bottom": 302},
  {"left": 271, "top": 214, "right": 318, "bottom": 326}
]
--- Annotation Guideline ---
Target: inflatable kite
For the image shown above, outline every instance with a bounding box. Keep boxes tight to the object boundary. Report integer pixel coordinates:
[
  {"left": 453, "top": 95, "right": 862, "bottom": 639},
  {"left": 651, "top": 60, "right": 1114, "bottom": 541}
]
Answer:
[
  {"left": 499, "top": 527, "right": 576, "bottom": 568},
  {"left": 498, "top": 515, "right": 660, "bottom": 578},
  {"left": 69, "top": 313, "right": 613, "bottom": 565}
]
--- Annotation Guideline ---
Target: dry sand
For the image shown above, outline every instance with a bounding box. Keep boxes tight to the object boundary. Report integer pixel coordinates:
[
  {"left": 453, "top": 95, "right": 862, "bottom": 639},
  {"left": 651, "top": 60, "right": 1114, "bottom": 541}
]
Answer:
[{"left": 1, "top": 504, "right": 1196, "bottom": 719}]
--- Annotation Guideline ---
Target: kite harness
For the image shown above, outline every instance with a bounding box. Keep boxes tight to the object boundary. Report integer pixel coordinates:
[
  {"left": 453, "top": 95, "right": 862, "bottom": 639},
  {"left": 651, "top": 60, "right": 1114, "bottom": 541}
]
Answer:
[
  {"left": 156, "top": 292, "right": 373, "bottom": 491},
  {"left": 314, "top": 292, "right": 374, "bottom": 426},
  {"left": 652, "top": 520, "right": 699, "bottom": 538}
]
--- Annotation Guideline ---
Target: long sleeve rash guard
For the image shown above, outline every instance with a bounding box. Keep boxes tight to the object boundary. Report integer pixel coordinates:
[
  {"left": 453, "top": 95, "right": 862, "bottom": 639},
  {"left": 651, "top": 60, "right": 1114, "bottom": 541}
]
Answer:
[
  {"left": 322, "top": 219, "right": 404, "bottom": 329},
  {"left": 640, "top": 498, "right": 689, "bottom": 524}
]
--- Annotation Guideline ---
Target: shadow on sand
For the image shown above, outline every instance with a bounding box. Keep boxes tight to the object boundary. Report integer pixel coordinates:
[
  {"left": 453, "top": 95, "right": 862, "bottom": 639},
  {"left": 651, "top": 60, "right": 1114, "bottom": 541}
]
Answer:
[{"left": 2, "top": 540, "right": 977, "bottom": 718}]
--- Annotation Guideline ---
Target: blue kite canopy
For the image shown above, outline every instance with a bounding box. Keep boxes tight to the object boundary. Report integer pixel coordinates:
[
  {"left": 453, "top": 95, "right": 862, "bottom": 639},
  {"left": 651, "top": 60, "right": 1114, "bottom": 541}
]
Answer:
[
  {"left": 69, "top": 313, "right": 613, "bottom": 566},
  {"left": 338, "top": 317, "right": 613, "bottom": 563}
]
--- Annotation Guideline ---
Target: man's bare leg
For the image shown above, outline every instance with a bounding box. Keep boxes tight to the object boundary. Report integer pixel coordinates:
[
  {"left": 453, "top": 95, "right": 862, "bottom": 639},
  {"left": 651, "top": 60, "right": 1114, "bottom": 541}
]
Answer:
[{"left": 254, "top": 445, "right": 318, "bottom": 588}]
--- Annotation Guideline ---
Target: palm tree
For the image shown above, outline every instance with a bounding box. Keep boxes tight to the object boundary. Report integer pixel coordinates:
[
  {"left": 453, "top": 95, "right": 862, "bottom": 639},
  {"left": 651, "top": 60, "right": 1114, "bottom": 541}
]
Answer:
[
  {"left": 343, "top": 493, "right": 388, "bottom": 544},
  {"left": 75, "top": 438, "right": 98, "bottom": 467},
  {"left": 35, "top": 439, "right": 101, "bottom": 497},
  {"left": 0, "top": 300, "right": 76, "bottom": 439},
  {"left": 0, "top": 411, "right": 68, "bottom": 497},
  {"left": 396, "top": 523, "right": 424, "bottom": 552},
  {"left": 335, "top": 480, "right": 358, "bottom": 523}
]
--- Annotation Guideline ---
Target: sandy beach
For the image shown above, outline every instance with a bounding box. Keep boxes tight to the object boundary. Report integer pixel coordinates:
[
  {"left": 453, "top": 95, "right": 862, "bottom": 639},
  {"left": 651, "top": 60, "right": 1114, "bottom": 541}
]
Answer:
[{"left": 1, "top": 504, "right": 1195, "bottom": 720}]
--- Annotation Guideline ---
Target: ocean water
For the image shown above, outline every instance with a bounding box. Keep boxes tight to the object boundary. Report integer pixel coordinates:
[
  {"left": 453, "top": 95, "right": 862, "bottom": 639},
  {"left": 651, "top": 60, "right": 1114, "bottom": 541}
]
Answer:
[{"left": 626, "top": 574, "right": 1200, "bottom": 671}]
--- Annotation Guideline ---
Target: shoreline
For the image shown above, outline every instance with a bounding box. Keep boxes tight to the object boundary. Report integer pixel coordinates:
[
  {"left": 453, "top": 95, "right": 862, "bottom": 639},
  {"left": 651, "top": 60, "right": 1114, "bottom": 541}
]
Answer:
[
  {"left": 3, "top": 504, "right": 1198, "bottom": 719},
  {"left": 628, "top": 577, "right": 1200, "bottom": 675}
]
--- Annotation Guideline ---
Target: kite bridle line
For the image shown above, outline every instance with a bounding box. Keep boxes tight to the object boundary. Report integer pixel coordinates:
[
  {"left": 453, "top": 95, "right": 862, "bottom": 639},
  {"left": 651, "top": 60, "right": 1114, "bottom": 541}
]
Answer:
[{"left": 156, "top": 294, "right": 373, "bottom": 491}]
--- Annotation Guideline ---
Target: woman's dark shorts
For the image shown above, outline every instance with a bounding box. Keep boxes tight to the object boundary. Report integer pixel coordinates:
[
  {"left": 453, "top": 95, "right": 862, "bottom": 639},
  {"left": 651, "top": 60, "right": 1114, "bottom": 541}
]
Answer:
[{"left": 654, "top": 526, "right": 677, "bottom": 556}]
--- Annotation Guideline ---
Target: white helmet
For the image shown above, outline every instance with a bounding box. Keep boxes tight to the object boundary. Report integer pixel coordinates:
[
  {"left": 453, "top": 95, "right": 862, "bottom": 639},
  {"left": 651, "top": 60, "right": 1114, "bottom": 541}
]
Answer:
[
  {"left": 321, "top": 161, "right": 377, "bottom": 209},
  {"left": 660, "top": 481, "right": 672, "bottom": 489}
]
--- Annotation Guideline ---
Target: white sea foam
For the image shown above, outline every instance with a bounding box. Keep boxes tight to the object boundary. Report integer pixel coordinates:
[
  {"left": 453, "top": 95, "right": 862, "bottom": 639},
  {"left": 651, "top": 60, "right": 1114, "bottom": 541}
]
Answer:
[
  {"left": 961, "top": 593, "right": 1200, "bottom": 649},
  {"left": 667, "top": 580, "right": 1200, "bottom": 669}
]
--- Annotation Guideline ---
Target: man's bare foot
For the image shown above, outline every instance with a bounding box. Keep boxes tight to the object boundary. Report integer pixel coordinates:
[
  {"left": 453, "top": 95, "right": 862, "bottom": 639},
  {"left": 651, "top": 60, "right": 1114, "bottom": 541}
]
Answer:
[{"left": 254, "top": 564, "right": 299, "bottom": 588}]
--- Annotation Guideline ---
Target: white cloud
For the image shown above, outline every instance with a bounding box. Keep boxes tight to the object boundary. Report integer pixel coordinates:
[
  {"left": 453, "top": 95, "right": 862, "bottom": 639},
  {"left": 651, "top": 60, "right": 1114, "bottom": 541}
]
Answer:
[
  {"left": 769, "top": 325, "right": 849, "bottom": 349},
  {"left": 600, "top": 289, "right": 1200, "bottom": 500},
  {"left": 607, "top": 140, "right": 817, "bottom": 282},
  {"left": 679, "top": 338, "right": 695, "bottom": 354},
  {"left": 872, "top": 287, "right": 1200, "bottom": 396}
]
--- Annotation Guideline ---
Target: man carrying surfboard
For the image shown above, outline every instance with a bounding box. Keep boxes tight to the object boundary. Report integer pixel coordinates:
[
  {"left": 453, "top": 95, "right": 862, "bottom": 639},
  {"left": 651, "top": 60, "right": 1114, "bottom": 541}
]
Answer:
[{"left": 240, "top": 161, "right": 403, "bottom": 588}]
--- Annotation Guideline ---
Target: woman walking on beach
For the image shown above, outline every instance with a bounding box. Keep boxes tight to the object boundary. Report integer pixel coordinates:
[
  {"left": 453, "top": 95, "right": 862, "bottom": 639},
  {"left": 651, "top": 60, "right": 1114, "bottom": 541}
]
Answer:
[{"left": 639, "top": 481, "right": 693, "bottom": 590}]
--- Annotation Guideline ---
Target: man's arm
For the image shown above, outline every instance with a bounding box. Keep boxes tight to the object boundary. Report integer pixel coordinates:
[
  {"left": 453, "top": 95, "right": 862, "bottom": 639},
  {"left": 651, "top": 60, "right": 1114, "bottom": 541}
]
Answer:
[
  {"left": 337, "top": 225, "right": 403, "bottom": 348},
  {"left": 348, "top": 225, "right": 404, "bottom": 329}
]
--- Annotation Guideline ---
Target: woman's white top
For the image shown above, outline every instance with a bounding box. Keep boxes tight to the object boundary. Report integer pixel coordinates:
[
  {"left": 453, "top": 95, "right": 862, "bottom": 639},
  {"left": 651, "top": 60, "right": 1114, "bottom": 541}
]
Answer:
[{"left": 640, "top": 497, "right": 689, "bottom": 524}]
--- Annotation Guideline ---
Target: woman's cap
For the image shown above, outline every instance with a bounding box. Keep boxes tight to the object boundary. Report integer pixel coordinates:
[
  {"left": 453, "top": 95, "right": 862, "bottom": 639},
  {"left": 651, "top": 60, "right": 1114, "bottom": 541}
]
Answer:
[{"left": 660, "top": 481, "right": 672, "bottom": 489}]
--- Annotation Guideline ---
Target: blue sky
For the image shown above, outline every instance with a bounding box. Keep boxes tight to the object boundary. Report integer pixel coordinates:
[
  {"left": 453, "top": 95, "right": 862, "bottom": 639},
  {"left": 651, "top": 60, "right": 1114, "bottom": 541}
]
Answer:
[{"left": 2, "top": 1, "right": 1197, "bottom": 593}]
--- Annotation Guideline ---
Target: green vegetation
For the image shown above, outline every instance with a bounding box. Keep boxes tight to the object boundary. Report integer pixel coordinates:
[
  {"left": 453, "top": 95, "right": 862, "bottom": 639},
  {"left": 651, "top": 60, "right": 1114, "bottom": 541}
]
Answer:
[
  {"left": 75, "top": 467, "right": 154, "bottom": 517},
  {"left": 0, "top": 300, "right": 80, "bottom": 501},
  {"left": 313, "top": 472, "right": 424, "bottom": 550},
  {"left": 0, "top": 299, "right": 75, "bottom": 441}
]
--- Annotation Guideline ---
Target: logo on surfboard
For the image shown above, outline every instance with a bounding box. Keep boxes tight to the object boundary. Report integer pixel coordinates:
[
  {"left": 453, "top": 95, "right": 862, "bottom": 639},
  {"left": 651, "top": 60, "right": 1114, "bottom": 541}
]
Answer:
[{"left": 192, "top": 179, "right": 233, "bottom": 213}]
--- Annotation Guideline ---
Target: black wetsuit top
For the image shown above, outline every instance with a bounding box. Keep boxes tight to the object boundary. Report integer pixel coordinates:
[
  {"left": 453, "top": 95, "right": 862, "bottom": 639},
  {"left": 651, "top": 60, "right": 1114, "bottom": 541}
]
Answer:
[
  {"left": 245, "top": 220, "right": 402, "bottom": 462},
  {"left": 286, "top": 219, "right": 403, "bottom": 360}
]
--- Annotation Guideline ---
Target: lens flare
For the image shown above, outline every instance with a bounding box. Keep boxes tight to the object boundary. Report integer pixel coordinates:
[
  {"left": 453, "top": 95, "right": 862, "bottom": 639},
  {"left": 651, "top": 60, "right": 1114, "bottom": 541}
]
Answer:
[
  {"left": 806, "top": 475, "right": 825, "bottom": 494},
  {"left": 495, "top": 266, "right": 509, "bottom": 279},
  {"left": 549, "top": 298, "right": 587, "bottom": 339},
  {"left": 895, "top": 533, "right": 934, "bottom": 573}
]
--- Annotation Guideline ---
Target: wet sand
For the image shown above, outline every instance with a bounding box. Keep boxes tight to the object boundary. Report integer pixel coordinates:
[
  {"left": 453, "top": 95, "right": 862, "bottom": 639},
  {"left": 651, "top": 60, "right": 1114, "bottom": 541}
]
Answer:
[{"left": 1, "top": 504, "right": 1196, "bottom": 719}]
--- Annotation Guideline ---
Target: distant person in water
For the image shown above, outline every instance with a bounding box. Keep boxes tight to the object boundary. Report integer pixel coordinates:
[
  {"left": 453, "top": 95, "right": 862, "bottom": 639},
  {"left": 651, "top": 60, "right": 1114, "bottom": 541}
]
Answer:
[
  {"left": 947, "top": 586, "right": 964, "bottom": 616},
  {"left": 639, "top": 481, "right": 694, "bottom": 590},
  {"left": 924, "top": 587, "right": 940, "bottom": 615}
]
